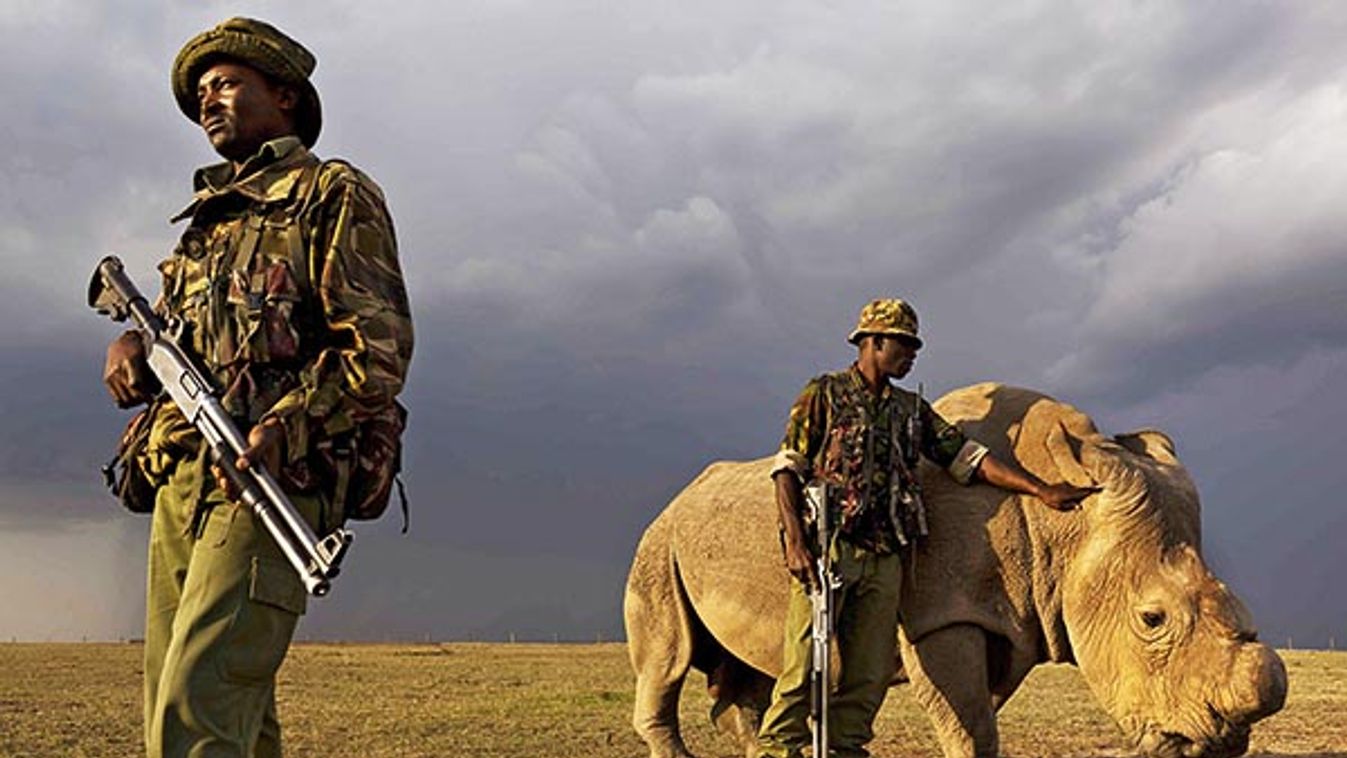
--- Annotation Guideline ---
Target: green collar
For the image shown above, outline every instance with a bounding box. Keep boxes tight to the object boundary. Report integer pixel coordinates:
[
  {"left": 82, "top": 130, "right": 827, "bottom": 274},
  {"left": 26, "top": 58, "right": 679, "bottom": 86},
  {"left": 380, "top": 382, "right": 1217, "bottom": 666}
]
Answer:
[
  {"left": 846, "top": 362, "right": 894, "bottom": 403},
  {"left": 171, "top": 136, "right": 313, "bottom": 222}
]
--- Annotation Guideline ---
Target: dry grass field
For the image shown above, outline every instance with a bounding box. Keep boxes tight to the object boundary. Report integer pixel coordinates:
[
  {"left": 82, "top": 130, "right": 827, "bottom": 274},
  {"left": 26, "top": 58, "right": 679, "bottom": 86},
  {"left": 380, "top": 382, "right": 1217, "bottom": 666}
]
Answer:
[{"left": 0, "top": 642, "right": 1342, "bottom": 757}]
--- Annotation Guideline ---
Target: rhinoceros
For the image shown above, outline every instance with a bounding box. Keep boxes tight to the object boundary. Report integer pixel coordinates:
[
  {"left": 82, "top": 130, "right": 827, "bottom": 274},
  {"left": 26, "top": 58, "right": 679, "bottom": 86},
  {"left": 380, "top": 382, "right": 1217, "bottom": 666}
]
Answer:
[{"left": 624, "top": 383, "right": 1286, "bottom": 758}]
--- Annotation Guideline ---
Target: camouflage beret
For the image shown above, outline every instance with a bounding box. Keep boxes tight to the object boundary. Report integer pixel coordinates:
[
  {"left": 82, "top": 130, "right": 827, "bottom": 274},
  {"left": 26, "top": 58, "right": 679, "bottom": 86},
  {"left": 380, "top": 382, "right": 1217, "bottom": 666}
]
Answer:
[
  {"left": 847, "top": 298, "right": 922, "bottom": 348},
  {"left": 172, "top": 17, "right": 322, "bottom": 147}
]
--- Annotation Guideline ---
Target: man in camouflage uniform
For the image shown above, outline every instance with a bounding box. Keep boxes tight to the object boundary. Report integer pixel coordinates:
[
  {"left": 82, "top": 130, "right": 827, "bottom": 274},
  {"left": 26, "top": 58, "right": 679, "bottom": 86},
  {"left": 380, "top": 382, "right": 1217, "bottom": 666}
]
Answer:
[
  {"left": 754, "top": 298, "right": 1091, "bottom": 758},
  {"left": 101, "top": 18, "right": 413, "bottom": 758}
]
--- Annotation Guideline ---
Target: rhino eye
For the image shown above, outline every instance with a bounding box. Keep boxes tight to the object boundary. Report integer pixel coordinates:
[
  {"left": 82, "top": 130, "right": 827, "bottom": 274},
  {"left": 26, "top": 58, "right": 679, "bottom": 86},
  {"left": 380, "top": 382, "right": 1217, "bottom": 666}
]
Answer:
[{"left": 1140, "top": 610, "right": 1166, "bottom": 629}]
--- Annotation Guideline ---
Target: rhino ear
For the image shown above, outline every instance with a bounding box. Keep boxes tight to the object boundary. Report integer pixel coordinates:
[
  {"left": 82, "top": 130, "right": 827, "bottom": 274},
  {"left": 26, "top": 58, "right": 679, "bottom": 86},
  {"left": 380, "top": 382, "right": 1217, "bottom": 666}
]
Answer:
[
  {"left": 1114, "top": 429, "right": 1179, "bottom": 466},
  {"left": 1044, "top": 420, "right": 1097, "bottom": 488}
]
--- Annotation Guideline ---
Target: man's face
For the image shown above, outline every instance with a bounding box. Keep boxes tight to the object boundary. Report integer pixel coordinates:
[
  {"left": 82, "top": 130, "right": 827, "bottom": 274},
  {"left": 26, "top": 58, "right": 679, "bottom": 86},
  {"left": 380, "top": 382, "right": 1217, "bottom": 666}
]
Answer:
[
  {"left": 875, "top": 335, "right": 919, "bottom": 380},
  {"left": 196, "top": 60, "right": 296, "bottom": 163}
]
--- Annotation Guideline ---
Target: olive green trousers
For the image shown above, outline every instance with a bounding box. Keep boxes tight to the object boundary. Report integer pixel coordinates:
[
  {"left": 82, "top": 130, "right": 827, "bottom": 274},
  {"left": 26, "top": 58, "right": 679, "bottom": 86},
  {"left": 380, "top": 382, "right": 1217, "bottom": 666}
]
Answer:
[
  {"left": 143, "top": 453, "right": 321, "bottom": 758},
  {"left": 756, "top": 539, "right": 902, "bottom": 758}
]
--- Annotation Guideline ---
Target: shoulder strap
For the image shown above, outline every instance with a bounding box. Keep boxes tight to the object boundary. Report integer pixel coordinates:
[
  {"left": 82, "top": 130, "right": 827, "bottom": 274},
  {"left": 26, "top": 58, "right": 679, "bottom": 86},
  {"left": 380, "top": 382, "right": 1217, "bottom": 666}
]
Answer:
[
  {"left": 284, "top": 158, "right": 359, "bottom": 295},
  {"left": 281, "top": 160, "right": 326, "bottom": 297}
]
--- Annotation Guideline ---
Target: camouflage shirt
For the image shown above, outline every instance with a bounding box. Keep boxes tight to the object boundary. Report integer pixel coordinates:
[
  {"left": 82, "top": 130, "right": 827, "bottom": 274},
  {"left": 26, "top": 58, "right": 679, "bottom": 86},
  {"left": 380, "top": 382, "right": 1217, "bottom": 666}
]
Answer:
[
  {"left": 775, "top": 364, "right": 983, "bottom": 553},
  {"left": 146, "top": 136, "right": 413, "bottom": 481}
]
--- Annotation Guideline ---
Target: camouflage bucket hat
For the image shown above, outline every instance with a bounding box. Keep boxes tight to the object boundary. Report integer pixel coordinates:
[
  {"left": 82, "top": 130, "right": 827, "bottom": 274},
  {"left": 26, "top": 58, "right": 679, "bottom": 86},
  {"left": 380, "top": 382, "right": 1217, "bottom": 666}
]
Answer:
[
  {"left": 847, "top": 297, "right": 922, "bottom": 347},
  {"left": 172, "top": 17, "right": 322, "bottom": 147}
]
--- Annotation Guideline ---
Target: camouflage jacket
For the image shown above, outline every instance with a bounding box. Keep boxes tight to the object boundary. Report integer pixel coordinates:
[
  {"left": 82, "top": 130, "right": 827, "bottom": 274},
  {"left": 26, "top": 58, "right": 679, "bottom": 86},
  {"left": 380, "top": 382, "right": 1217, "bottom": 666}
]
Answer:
[
  {"left": 773, "top": 364, "right": 986, "bottom": 553},
  {"left": 144, "top": 136, "right": 413, "bottom": 487}
]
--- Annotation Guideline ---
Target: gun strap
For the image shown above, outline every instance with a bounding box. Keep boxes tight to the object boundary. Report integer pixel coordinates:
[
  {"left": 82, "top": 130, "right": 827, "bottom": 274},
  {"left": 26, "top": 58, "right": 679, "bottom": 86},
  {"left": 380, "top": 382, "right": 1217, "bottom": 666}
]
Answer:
[
  {"left": 911, "top": 389, "right": 929, "bottom": 538},
  {"left": 888, "top": 404, "right": 908, "bottom": 547},
  {"left": 908, "top": 388, "right": 923, "bottom": 468},
  {"left": 860, "top": 402, "right": 874, "bottom": 519}
]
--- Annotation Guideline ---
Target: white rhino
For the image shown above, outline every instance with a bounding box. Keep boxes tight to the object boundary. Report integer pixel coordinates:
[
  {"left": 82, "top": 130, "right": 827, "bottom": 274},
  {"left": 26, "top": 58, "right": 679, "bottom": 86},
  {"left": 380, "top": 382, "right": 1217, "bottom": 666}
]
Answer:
[{"left": 625, "top": 383, "right": 1286, "bottom": 758}]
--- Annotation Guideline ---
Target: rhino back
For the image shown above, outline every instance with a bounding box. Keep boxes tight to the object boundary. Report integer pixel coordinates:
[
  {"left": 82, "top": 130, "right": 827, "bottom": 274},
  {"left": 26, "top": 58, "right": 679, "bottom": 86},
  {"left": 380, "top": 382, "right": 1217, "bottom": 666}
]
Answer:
[
  {"left": 904, "top": 383, "right": 1102, "bottom": 663},
  {"left": 668, "top": 457, "right": 793, "bottom": 677}
]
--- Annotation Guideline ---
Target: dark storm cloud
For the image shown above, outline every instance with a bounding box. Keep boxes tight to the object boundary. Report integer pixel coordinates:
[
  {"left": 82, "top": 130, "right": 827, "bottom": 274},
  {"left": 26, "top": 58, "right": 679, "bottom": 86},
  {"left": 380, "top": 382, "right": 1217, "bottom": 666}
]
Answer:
[
  {"left": 1045, "top": 85, "right": 1347, "bottom": 402},
  {"left": 1, "top": 1, "right": 1345, "bottom": 641}
]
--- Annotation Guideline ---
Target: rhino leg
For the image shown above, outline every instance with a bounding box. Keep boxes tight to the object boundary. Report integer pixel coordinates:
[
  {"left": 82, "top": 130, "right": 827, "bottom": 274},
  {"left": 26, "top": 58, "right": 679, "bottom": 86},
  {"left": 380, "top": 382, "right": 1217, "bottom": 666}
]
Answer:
[
  {"left": 707, "top": 656, "right": 773, "bottom": 758},
  {"left": 901, "top": 624, "right": 999, "bottom": 758},
  {"left": 625, "top": 513, "right": 700, "bottom": 758}
]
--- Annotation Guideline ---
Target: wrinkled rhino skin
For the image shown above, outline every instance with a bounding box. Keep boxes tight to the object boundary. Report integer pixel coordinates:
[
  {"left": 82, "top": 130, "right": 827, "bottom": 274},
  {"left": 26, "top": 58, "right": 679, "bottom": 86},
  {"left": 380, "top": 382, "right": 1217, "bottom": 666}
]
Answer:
[{"left": 624, "top": 383, "right": 1286, "bottom": 758}]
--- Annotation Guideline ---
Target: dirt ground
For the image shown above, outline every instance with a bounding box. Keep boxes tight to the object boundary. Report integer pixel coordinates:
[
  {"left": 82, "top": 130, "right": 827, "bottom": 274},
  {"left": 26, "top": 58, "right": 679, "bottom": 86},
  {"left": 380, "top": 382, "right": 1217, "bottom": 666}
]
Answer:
[{"left": 0, "top": 643, "right": 1340, "bottom": 757}]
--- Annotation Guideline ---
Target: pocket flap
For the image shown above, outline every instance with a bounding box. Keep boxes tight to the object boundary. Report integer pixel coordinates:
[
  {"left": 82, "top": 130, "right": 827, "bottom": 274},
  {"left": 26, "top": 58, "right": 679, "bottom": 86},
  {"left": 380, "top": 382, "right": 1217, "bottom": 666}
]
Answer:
[{"left": 250, "top": 556, "right": 308, "bottom": 616}]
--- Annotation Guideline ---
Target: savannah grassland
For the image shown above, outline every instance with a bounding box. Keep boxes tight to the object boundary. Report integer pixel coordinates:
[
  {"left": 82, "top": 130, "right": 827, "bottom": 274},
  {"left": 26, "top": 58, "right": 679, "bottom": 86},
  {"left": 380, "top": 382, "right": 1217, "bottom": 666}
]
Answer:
[{"left": 0, "top": 643, "right": 1342, "bottom": 758}]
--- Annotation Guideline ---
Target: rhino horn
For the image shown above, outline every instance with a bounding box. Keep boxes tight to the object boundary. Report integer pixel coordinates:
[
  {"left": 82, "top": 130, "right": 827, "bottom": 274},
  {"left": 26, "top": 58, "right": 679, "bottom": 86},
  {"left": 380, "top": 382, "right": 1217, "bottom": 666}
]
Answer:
[{"left": 1227, "top": 641, "right": 1289, "bottom": 724}]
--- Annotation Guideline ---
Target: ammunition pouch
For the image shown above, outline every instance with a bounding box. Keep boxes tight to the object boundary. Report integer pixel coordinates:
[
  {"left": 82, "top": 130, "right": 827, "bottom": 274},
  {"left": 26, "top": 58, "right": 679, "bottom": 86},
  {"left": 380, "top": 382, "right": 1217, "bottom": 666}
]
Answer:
[
  {"left": 102, "top": 400, "right": 161, "bottom": 514},
  {"left": 312, "top": 401, "right": 408, "bottom": 527}
]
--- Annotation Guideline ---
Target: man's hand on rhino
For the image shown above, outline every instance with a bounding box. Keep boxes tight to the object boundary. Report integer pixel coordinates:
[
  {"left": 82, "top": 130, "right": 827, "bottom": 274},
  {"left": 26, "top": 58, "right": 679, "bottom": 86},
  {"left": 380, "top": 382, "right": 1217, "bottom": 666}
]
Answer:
[
  {"left": 977, "top": 454, "right": 1096, "bottom": 512},
  {"left": 103, "top": 330, "right": 159, "bottom": 408},
  {"left": 212, "top": 418, "right": 285, "bottom": 499},
  {"left": 1036, "top": 482, "right": 1098, "bottom": 511}
]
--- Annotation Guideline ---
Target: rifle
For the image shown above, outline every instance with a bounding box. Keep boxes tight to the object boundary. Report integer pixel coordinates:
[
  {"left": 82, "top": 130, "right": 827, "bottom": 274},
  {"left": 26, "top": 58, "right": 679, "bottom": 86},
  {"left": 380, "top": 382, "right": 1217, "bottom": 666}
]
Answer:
[
  {"left": 806, "top": 480, "right": 840, "bottom": 758},
  {"left": 88, "top": 255, "right": 352, "bottom": 596}
]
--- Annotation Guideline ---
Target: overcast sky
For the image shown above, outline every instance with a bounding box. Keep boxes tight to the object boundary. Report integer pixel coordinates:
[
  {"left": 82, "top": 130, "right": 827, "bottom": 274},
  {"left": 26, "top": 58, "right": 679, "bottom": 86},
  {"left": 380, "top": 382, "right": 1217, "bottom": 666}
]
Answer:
[{"left": 0, "top": 1, "right": 1343, "bottom": 647}]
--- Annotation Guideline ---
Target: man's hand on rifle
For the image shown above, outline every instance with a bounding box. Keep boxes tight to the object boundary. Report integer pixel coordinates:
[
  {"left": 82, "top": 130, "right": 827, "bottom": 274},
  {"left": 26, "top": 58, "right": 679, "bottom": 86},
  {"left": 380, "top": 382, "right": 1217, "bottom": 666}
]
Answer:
[
  {"left": 774, "top": 471, "right": 821, "bottom": 593},
  {"left": 783, "top": 533, "right": 819, "bottom": 594},
  {"left": 212, "top": 417, "right": 285, "bottom": 498},
  {"left": 103, "top": 331, "right": 159, "bottom": 408}
]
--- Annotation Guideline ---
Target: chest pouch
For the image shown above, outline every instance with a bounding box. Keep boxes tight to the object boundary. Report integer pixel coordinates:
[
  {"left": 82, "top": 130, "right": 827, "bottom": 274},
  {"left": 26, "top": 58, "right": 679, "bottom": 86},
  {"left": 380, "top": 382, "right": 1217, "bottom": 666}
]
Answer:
[{"left": 221, "top": 198, "right": 314, "bottom": 368}]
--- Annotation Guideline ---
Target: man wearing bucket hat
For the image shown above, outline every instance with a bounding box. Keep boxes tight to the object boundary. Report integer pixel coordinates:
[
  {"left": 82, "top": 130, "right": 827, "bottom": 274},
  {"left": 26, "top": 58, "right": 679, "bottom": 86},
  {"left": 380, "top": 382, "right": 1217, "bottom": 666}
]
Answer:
[
  {"left": 101, "top": 17, "right": 412, "bottom": 757},
  {"left": 755, "top": 298, "right": 1092, "bottom": 758}
]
